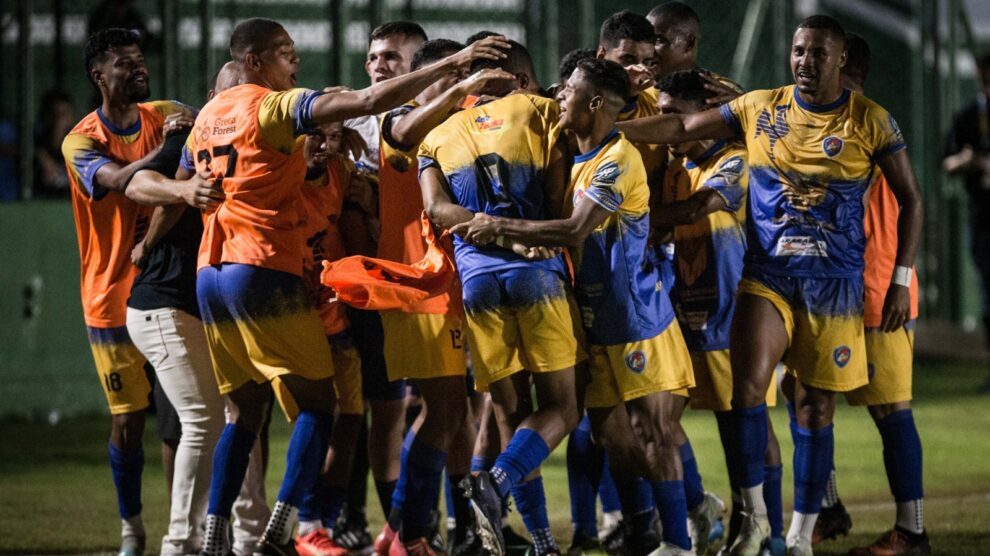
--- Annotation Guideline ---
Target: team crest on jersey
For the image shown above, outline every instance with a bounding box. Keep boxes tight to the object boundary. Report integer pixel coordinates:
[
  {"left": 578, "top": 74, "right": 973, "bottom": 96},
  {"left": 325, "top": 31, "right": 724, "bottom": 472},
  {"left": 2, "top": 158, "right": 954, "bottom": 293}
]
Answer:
[
  {"left": 572, "top": 187, "right": 586, "bottom": 206},
  {"left": 474, "top": 115, "right": 504, "bottom": 132},
  {"left": 833, "top": 345, "right": 852, "bottom": 368},
  {"left": 822, "top": 135, "right": 844, "bottom": 157},
  {"left": 625, "top": 350, "right": 647, "bottom": 374}
]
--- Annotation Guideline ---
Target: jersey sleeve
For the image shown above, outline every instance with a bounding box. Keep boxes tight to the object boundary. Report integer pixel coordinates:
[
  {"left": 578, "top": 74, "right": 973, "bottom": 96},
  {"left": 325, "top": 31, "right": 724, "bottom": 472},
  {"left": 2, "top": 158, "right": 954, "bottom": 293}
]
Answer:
[
  {"left": 720, "top": 90, "right": 756, "bottom": 139},
  {"left": 148, "top": 99, "right": 198, "bottom": 119},
  {"left": 583, "top": 154, "right": 626, "bottom": 213},
  {"left": 417, "top": 128, "right": 443, "bottom": 175},
  {"left": 701, "top": 153, "right": 747, "bottom": 212},
  {"left": 62, "top": 132, "right": 113, "bottom": 198},
  {"left": 258, "top": 88, "right": 326, "bottom": 154},
  {"left": 381, "top": 104, "right": 420, "bottom": 171},
  {"left": 871, "top": 108, "right": 907, "bottom": 160},
  {"left": 179, "top": 132, "right": 196, "bottom": 172}
]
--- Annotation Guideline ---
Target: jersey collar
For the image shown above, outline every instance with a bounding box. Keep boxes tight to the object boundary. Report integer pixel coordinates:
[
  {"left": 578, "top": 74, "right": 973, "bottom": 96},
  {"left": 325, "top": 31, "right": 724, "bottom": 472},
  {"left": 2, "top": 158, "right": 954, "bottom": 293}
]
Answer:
[
  {"left": 574, "top": 129, "right": 620, "bottom": 163},
  {"left": 97, "top": 107, "right": 142, "bottom": 136},
  {"left": 685, "top": 139, "right": 727, "bottom": 169},
  {"left": 792, "top": 85, "right": 850, "bottom": 113}
]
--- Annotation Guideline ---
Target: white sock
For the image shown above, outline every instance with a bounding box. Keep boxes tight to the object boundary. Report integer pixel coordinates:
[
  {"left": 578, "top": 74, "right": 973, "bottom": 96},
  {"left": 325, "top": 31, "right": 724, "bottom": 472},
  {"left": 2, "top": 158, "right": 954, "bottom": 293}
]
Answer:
[
  {"left": 203, "top": 515, "right": 231, "bottom": 555},
  {"left": 896, "top": 499, "right": 924, "bottom": 534},
  {"left": 821, "top": 469, "right": 839, "bottom": 508},
  {"left": 264, "top": 501, "right": 299, "bottom": 544},
  {"left": 600, "top": 510, "right": 622, "bottom": 540},
  {"left": 298, "top": 519, "right": 322, "bottom": 536},
  {"left": 741, "top": 485, "right": 768, "bottom": 516},
  {"left": 786, "top": 511, "right": 818, "bottom": 546},
  {"left": 121, "top": 514, "right": 145, "bottom": 538}
]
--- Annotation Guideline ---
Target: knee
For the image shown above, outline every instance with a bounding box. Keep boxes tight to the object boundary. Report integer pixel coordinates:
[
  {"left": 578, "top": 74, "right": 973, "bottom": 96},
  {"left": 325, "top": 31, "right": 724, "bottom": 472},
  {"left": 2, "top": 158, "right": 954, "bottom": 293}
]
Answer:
[
  {"left": 868, "top": 401, "right": 910, "bottom": 423},
  {"left": 112, "top": 412, "right": 145, "bottom": 451},
  {"left": 796, "top": 396, "right": 834, "bottom": 430},
  {"left": 733, "top": 380, "right": 768, "bottom": 409}
]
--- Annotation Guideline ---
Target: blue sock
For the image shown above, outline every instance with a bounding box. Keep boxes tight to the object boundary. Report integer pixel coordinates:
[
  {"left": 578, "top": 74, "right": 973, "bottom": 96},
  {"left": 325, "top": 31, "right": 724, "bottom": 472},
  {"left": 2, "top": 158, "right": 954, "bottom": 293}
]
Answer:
[
  {"left": 567, "top": 416, "right": 603, "bottom": 537},
  {"left": 786, "top": 401, "right": 797, "bottom": 423},
  {"left": 207, "top": 423, "right": 257, "bottom": 518},
  {"left": 277, "top": 411, "right": 332, "bottom": 507},
  {"left": 792, "top": 423, "right": 834, "bottom": 514},
  {"left": 763, "top": 464, "right": 784, "bottom": 538},
  {"left": 299, "top": 483, "right": 347, "bottom": 525},
  {"left": 491, "top": 428, "right": 551, "bottom": 498},
  {"left": 735, "top": 404, "right": 769, "bottom": 488},
  {"left": 652, "top": 480, "right": 692, "bottom": 550},
  {"left": 471, "top": 455, "right": 493, "bottom": 473},
  {"left": 400, "top": 436, "right": 447, "bottom": 539},
  {"left": 390, "top": 429, "right": 416, "bottom": 515},
  {"left": 680, "top": 441, "right": 705, "bottom": 511},
  {"left": 512, "top": 477, "right": 556, "bottom": 554},
  {"left": 878, "top": 410, "right": 924, "bottom": 502},
  {"left": 108, "top": 443, "right": 144, "bottom": 519},
  {"left": 598, "top": 461, "right": 622, "bottom": 513},
  {"left": 445, "top": 472, "right": 456, "bottom": 525},
  {"left": 714, "top": 411, "right": 740, "bottom": 491}
]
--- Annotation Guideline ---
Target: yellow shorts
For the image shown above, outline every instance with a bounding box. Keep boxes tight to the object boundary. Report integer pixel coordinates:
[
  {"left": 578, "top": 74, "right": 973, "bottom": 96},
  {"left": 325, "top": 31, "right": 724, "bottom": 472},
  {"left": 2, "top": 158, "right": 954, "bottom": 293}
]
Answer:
[
  {"left": 845, "top": 324, "right": 915, "bottom": 406},
  {"left": 87, "top": 326, "right": 151, "bottom": 415},
  {"left": 380, "top": 310, "right": 466, "bottom": 381},
  {"left": 738, "top": 276, "right": 867, "bottom": 392},
  {"left": 198, "top": 264, "right": 334, "bottom": 419},
  {"left": 685, "top": 349, "right": 778, "bottom": 411},
  {"left": 331, "top": 334, "right": 365, "bottom": 415},
  {"left": 585, "top": 320, "right": 695, "bottom": 409},
  {"left": 462, "top": 268, "right": 587, "bottom": 388}
]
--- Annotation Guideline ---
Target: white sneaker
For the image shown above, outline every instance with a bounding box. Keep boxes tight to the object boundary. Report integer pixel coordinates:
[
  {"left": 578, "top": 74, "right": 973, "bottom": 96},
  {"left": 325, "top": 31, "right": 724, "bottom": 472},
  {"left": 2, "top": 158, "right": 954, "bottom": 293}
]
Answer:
[
  {"left": 728, "top": 513, "right": 770, "bottom": 556},
  {"left": 784, "top": 538, "right": 813, "bottom": 556},
  {"left": 689, "top": 492, "right": 726, "bottom": 555},
  {"left": 647, "top": 542, "right": 698, "bottom": 556}
]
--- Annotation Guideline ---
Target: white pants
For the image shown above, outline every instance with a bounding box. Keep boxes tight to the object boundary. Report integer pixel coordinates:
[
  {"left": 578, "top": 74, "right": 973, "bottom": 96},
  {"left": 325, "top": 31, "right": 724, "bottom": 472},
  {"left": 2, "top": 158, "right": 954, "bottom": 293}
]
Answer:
[{"left": 126, "top": 307, "right": 269, "bottom": 555}]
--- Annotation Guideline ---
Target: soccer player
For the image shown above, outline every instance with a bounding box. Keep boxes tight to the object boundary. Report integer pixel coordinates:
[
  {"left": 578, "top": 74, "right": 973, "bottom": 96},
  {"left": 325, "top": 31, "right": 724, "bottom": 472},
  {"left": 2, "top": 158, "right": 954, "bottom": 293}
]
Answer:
[
  {"left": 62, "top": 27, "right": 192, "bottom": 556},
  {"left": 373, "top": 39, "right": 516, "bottom": 555},
  {"left": 805, "top": 33, "right": 928, "bottom": 556},
  {"left": 418, "top": 41, "right": 584, "bottom": 556},
  {"left": 654, "top": 69, "right": 785, "bottom": 555},
  {"left": 615, "top": 15, "right": 924, "bottom": 556},
  {"left": 452, "top": 57, "right": 698, "bottom": 556},
  {"left": 182, "top": 18, "right": 509, "bottom": 555}
]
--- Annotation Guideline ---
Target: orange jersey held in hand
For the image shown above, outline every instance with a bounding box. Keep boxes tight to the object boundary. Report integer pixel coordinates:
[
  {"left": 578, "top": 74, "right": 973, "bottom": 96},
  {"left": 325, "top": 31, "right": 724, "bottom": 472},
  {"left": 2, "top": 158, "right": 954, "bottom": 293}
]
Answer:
[{"left": 863, "top": 173, "right": 919, "bottom": 328}]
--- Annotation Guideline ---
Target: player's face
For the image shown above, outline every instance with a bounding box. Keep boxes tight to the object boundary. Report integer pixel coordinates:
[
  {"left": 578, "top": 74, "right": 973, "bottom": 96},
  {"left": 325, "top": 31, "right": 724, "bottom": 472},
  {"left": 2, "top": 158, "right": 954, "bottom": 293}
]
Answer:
[
  {"left": 366, "top": 35, "right": 422, "bottom": 83},
  {"left": 790, "top": 28, "right": 845, "bottom": 96},
  {"left": 600, "top": 39, "right": 655, "bottom": 69},
  {"left": 324, "top": 122, "right": 344, "bottom": 155},
  {"left": 556, "top": 70, "right": 595, "bottom": 133},
  {"left": 97, "top": 44, "right": 150, "bottom": 103},
  {"left": 658, "top": 91, "right": 701, "bottom": 155},
  {"left": 304, "top": 131, "right": 329, "bottom": 169},
  {"left": 650, "top": 19, "right": 691, "bottom": 79},
  {"left": 258, "top": 30, "right": 300, "bottom": 91}
]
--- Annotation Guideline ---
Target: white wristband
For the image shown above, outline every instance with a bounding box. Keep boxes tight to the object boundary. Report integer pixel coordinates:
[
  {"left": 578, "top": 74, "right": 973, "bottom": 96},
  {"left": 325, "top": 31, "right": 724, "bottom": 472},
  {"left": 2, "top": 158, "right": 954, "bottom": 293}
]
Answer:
[{"left": 891, "top": 265, "right": 912, "bottom": 287}]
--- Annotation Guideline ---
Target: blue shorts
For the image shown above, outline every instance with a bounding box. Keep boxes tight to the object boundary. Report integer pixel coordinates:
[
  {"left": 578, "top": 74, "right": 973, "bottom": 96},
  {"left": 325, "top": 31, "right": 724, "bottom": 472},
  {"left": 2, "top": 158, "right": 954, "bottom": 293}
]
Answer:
[{"left": 347, "top": 307, "right": 406, "bottom": 401}]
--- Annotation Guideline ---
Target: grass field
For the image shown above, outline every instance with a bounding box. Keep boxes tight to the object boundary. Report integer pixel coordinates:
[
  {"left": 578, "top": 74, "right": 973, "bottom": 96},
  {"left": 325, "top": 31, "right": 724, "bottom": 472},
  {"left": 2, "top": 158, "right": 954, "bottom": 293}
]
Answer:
[{"left": 2, "top": 358, "right": 989, "bottom": 555}]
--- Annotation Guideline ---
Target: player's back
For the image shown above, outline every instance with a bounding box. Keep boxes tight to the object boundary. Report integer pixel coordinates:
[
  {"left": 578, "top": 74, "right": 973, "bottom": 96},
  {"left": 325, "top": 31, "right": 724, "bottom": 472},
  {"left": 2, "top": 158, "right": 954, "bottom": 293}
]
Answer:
[
  {"left": 64, "top": 101, "right": 179, "bottom": 327},
  {"left": 418, "top": 93, "right": 566, "bottom": 281}
]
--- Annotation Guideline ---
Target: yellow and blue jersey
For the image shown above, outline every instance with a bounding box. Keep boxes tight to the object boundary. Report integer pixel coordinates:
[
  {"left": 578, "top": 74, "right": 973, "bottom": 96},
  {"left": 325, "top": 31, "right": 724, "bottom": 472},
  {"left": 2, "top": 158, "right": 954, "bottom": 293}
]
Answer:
[
  {"left": 418, "top": 93, "right": 566, "bottom": 282},
  {"left": 569, "top": 130, "right": 675, "bottom": 346},
  {"left": 719, "top": 85, "right": 906, "bottom": 278},
  {"left": 667, "top": 141, "right": 748, "bottom": 351}
]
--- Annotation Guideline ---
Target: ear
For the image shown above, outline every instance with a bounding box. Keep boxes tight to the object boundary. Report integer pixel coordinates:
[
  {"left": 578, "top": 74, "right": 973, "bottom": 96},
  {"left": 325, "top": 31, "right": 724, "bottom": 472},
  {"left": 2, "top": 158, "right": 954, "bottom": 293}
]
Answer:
[
  {"left": 838, "top": 47, "right": 848, "bottom": 69},
  {"left": 683, "top": 32, "right": 697, "bottom": 53},
  {"left": 596, "top": 45, "right": 606, "bottom": 59},
  {"left": 243, "top": 52, "right": 263, "bottom": 73},
  {"left": 90, "top": 68, "right": 104, "bottom": 88},
  {"left": 517, "top": 73, "right": 530, "bottom": 91},
  {"left": 589, "top": 95, "right": 604, "bottom": 112}
]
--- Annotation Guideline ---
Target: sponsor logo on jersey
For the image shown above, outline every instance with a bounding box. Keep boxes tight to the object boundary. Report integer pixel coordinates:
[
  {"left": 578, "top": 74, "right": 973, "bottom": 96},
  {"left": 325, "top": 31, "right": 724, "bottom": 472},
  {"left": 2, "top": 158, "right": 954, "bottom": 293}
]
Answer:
[
  {"left": 474, "top": 115, "right": 504, "bottom": 132},
  {"left": 625, "top": 350, "right": 647, "bottom": 374},
  {"left": 773, "top": 235, "right": 828, "bottom": 257},
  {"left": 833, "top": 345, "right": 852, "bottom": 368},
  {"left": 822, "top": 135, "right": 844, "bottom": 157}
]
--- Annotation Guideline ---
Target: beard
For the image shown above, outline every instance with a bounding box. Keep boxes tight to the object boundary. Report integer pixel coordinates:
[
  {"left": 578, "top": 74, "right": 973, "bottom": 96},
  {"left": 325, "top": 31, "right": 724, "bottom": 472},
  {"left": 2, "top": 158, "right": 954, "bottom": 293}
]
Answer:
[{"left": 126, "top": 80, "right": 151, "bottom": 103}]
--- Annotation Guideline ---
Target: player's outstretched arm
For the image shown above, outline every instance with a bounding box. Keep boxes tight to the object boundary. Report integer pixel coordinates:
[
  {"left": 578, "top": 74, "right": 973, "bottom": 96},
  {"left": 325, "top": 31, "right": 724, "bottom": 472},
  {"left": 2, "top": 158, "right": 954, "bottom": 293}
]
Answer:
[
  {"left": 311, "top": 37, "right": 510, "bottom": 125},
  {"left": 616, "top": 107, "right": 733, "bottom": 145},
  {"left": 127, "top": 168, "right": 223, "bottom": 209},
  {"left": 878, "top": 148, "right": 924, "bottom": 332},
  {"left": 420, "top": 166, "right": 475, "bottom": 229},
  {"left": 450, "top": 196, "right": 611, "bottom": 250},
  {"left": 650, "top": 188, "right": 727, "bottom": 228}
]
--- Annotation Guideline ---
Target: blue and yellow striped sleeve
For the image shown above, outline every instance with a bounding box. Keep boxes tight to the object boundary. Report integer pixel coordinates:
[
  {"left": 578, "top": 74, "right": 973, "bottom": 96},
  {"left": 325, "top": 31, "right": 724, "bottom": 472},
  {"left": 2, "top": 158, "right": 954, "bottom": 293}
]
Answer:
[
  {"left": 720, "top": 90, "right": 762, "bottom": 138},
  {"left": 702, "top": 154, "right": 747, "bottom": 212},
  {"left": 62, "top": 132, "right": 112, "bottom": 198},
  {"left": 417, "top": 127, "right": 444, "bottom": 175},
  {"left": 583, "top": 157, "right": 625, "bottom": 213},
  {"left": 258, "top": 88, "right": 326, "bottom": 154},
  {"left": 871, "top": 107, "right": 907, "bottom": 160}
]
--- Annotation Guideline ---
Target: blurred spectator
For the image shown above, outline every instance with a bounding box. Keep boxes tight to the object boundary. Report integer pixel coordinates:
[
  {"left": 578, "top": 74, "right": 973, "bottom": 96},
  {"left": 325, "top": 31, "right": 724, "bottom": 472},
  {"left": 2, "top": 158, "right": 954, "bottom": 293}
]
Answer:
[
  {"left": 943, "top": 50, "right": 990, "bottom": 391},
  {"left": 34, "top": 90, "right": 75, "bottom": 199},
  {"left": 0, "top": 118, "right": 18, "bottom": 201}
]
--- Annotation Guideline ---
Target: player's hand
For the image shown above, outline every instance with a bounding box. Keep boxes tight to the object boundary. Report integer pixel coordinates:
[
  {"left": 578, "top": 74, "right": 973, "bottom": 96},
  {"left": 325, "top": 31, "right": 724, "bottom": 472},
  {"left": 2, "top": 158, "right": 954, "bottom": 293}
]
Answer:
[
  {"left": 449, "top": 36, "right": 511, "bottom": 70},
  {"left": 701, "top": 72, "right": 743, "bottom": 106},
  {"left": 457, "top": 68, "right": 517, "bottom": 96},
  {"left": 131, "top": 240, "right": 150, "bottom": 268},
  {"left": 341, "top": 127, "right": 369, "bottom": 161},
  {"left": 514, "top": 243, "right": 561, "bottom": 260},
  {"left": 322, "top": 85, "right": 353, "bottom": 95},
  {"left": 625, "top": 64, "right": 656, "bottom": 96},
  {"left": 450, "top": 212, "right": 498, "bottom": 244},
  {"left": 181, "top": 170, "right": 224, "bottom": 209},
  {"left": 162, "top": 112, "right": 195, "bottom": 139},
  {"left": 346, "top": 174, "right": 377, "bottom": 214},
  {"left": 880, "top": 284, "right": 911, "bottom": 333}
]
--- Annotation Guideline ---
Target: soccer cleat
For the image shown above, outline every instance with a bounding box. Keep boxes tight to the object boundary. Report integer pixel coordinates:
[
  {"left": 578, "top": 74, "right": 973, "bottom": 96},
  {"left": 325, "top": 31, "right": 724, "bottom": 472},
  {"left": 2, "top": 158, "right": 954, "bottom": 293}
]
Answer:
[
  {"left": 709, "top": 520, "right": 725, "bottom": 544},
  {"left": 566, "top": 531, "right": 603, "bottom": 555},
  {"left": 759, "top": 538, "right": 785, "bottom": 556},
  {"left": 450, "top": 527, "right": 485, "bottom": 556},
  {"left": 504, "top": 523, "right": 534, "bottom": 555},
  {"left": 812, "top": 501, "right": 852, "bottom": 544},
  {"left": 335, "top": 513, "right": 374, "bottom": 553},
  {"left": 295, "top": 528, "right": 349, "bottom": 556},
  {"left": 601, "top": 523, "right": 626, "bottom": 555},
  {"left": 254, "top": 535, "right": 301, "bottom": 556},
  {"left": 118, "top": 534, "right": 145, "bottom": 556},
  {"left": 373, "top": 524, "right": 399, "bottom": 556},
  {"left": 389, "top": 537, "right": 441, "bottom": 556},
  {"left": 625, "top": 522, "right": 662, "bottom": 556},
  {"left": 847, "top": 528, "right": 931, "bottom": 555},
  {"left": 784, "top": 538, "right": 812, "bottom": 556},
  {"left": 461, "top": 473, "right": 506, "bottom": 555},
  {"left": 728, "top": 513, "right": 770, "bottom": 556},
  {"left": 689, "top": 492, "right": 726, "bottom": 555},
  {"left": 647, "top": 543, "right": 697, "bottom": 556}
]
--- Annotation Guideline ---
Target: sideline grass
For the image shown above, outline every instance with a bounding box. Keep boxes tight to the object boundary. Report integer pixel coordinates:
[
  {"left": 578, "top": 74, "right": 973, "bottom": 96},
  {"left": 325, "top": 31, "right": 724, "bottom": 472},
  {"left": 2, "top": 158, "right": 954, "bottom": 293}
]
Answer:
[{"left": 1, "top": 358, "right": 988, "bottom": 554}]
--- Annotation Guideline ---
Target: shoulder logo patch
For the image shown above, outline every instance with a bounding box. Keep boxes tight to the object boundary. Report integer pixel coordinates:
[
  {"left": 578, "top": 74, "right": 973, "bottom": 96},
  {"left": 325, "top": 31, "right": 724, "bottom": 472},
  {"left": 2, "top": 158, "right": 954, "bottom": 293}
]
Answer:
[
  {"left": 572, "top": 187, "right": 586, "bottom": 206},
  {"left": 833, "top": 345, "right": 851, "bottom": 368},
  {"left": 592, "top": 161, "right": 621, "bottom": 187},
  {"left": 625, "top": 350, "right": 647, "bottom": 374},
  {"left": 822, "top": 135, "right": 844, "bottom": 157}
]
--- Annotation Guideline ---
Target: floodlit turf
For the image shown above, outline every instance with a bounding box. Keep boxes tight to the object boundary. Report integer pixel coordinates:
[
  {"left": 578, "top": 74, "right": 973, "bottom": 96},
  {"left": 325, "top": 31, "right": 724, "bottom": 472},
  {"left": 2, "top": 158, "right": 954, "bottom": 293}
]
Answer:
[{"left": 1, "top": 358, "right": 989, "bottom": 554}]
